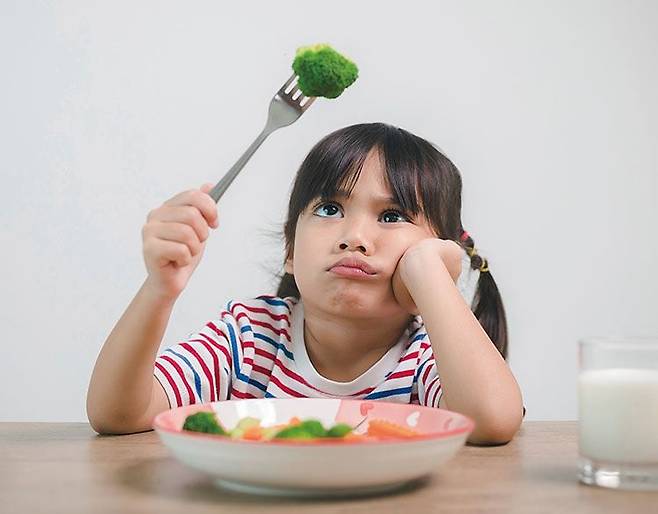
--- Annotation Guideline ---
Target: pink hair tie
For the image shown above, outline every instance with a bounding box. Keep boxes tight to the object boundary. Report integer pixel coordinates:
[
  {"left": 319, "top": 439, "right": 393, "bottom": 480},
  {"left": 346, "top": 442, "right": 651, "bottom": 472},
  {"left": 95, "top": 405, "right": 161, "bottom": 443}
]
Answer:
[{"left": 460, "top": 231, "right": 470, "bottom": 242}]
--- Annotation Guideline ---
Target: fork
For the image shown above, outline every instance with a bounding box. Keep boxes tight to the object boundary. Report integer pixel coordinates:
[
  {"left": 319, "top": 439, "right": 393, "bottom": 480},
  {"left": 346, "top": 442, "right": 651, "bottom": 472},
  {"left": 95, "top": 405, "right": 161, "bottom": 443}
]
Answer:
[
  {"left": 209, "top": 74, "right": 316, "bottom": 203},
  {"left": 352, "top": 415, "right": 369, "bottom": 432}
]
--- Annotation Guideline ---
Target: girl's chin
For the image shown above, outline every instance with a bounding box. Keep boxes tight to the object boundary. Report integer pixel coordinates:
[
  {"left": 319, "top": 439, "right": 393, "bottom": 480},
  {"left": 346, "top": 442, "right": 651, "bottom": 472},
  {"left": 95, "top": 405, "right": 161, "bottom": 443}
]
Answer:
[{"left": 315, "top": 290, "right": 404, "bottom": 318}]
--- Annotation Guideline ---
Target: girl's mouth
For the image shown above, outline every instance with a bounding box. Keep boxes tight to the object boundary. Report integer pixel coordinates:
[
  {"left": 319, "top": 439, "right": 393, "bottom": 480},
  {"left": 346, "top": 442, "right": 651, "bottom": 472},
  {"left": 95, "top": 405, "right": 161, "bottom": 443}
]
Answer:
[
  {"left": 328, "top": 256, "right": 378, "bottom": 276},
  {"left": 329, "top": 265, "right": 377, "bottom": 279}
]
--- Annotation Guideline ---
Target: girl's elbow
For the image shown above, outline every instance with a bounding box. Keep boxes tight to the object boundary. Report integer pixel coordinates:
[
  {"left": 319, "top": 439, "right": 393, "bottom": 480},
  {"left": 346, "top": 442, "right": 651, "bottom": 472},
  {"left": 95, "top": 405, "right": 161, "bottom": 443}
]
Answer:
[
  {"left": 468, "top": 411, "right": 523, "bottom": 445},
  {"left": 87, "top": 410, "right": 124, "bottom": 435},
  {"left": 86, "top": 404, "right": 144, "bottom": 435},
  {"left": 468, "top": 429, "right": 516, "bottom": 446},
  {"left": 88, "top": 415, "right": 148, "bottom": 436}
]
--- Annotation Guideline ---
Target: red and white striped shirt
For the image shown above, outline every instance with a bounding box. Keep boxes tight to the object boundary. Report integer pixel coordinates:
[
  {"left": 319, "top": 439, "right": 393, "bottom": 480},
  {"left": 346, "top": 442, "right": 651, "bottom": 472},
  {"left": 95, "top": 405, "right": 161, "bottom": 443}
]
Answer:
[{"left": 154, "top": 295, "right": 442, "bottom": 408}]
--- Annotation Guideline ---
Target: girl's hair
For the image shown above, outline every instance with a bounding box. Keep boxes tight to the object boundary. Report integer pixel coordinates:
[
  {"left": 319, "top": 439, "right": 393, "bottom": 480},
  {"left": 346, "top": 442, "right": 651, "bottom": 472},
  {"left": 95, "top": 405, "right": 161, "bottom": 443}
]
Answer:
[{"left": 275, "top": 123, "right": 509, "bottom": 358}]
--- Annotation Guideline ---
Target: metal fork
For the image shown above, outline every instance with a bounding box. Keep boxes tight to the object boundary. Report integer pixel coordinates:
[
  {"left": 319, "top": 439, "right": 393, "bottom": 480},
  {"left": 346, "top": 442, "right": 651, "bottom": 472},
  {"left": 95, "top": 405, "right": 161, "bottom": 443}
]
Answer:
[
  {"left": 352, "top": 416, "right": 369, "bottom": 431},
  {"left": 209, "top": 74, "right": 316, "bottom": 203}
]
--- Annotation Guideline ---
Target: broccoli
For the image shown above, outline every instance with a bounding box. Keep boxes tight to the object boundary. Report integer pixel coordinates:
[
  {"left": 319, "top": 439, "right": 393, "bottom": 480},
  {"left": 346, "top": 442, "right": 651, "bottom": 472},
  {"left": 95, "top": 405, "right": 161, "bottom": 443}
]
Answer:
[
  {"left": 292, "top": 44, "right": 358, "bottom": 99},
  {"left": 182, "top": 412, "right": 227, "bottom": 435},
  {"left": 274, "top": 419, "right": 327, "bottom": 439},
  {"left": 181, "top": 413, "right": 355, "bottom": 440},
  {"left": 326, "top": 423, "right": 353, "bottom": 438},
  {"left": 273, "top": 425, "right": 317, "bottom": 440},
  {"left": 273, "top": 420, "right": 355, "bottom": 439}
]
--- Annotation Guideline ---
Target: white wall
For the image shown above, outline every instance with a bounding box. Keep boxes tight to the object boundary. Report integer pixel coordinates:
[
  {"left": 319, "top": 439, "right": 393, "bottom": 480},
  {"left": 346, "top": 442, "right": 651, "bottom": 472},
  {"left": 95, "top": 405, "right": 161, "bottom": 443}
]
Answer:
[{"left": 1, "top": 0, "right": 656, "bottom": 421}]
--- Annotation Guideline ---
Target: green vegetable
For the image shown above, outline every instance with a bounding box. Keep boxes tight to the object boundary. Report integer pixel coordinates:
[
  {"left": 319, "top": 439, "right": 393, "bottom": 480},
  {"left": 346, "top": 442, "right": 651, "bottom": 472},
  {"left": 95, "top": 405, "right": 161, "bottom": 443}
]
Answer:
[
  {"left": 229, "top": 416, "right": 260, "bottom": 439},
  {"left": 292, "top": 44, "right": 358, "bottom": 99},
  {"left": 274, "top": 420, "right": 327, "bottom": 439},
  {"left": 182, "top": 414, "right": 355, "bottom": 440},
  {"left": 273, "top": 425, "right": 315, "bottom": 439},
  {"left": 326, "top": 423, "right": 353, "bottom": 438},
  {"left": 182, "top": 412, "right": 227, "bottom": 435}
]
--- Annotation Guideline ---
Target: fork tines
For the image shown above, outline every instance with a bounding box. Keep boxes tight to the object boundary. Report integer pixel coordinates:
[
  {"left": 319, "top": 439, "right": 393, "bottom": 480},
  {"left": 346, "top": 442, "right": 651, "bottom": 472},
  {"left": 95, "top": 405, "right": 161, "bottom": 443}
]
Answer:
[{"left": 279, "top": 74, "right": 315, "bottom": 111}]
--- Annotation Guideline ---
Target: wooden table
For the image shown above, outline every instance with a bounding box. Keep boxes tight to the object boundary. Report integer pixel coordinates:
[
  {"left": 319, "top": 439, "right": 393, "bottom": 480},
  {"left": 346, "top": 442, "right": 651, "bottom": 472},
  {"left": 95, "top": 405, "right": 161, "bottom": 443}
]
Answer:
[{"left": 1, "top": 422, "right": 655, "bottom": 513}]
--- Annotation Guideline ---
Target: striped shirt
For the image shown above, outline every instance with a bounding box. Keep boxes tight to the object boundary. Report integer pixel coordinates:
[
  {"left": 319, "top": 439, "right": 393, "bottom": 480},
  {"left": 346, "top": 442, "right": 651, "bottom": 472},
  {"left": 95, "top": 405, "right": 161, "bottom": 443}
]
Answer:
[{"left": 154, "top": 296, "right": 443, "bottom": 409}]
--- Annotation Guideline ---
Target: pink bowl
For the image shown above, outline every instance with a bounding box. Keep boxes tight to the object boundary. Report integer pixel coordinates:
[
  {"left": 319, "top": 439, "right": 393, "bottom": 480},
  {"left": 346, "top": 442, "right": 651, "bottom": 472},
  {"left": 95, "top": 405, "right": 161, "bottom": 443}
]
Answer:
[{"left": 153, "top": 398, "right": 474, "bottom": 496}]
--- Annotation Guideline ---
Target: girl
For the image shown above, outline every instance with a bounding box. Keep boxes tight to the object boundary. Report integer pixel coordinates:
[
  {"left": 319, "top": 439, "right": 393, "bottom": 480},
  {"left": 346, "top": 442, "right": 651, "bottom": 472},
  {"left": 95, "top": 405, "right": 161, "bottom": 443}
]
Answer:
[{"left": 87, "top": 123, "right": 524, "bottom": 444}]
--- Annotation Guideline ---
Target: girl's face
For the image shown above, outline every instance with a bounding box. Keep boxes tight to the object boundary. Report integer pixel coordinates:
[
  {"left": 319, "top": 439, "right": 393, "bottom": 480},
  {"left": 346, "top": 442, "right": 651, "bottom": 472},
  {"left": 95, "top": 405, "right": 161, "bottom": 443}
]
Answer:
[{"left": 285, "top": 150, "right": 437, "bottom": 319}]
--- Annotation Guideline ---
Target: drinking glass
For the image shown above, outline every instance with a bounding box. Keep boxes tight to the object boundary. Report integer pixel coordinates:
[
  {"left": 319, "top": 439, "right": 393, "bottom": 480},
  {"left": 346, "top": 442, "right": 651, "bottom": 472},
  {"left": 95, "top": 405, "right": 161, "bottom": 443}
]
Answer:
[{"left": 578, "top": 337, "right": 658, "bottom": 490}]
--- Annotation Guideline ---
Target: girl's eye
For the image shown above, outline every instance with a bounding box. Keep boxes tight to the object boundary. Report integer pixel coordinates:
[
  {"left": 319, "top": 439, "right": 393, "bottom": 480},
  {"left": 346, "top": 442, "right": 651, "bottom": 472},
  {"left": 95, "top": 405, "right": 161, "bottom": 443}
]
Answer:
[
  {"left": 380, "top": 210, "right": 409, "bottom": 223},
  {"left": 313, "top": 202, "right": 343, "bottom": 218},
  {"left": 312, "top": 203, "right": 409, "bottom": 222}
]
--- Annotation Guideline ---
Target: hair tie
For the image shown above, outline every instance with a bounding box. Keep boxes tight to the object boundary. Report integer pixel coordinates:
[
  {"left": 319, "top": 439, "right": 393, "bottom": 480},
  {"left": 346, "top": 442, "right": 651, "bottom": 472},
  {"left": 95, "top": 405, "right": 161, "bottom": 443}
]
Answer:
[{"left": 461, "top": 234, "right": 490, "bottom": 273}]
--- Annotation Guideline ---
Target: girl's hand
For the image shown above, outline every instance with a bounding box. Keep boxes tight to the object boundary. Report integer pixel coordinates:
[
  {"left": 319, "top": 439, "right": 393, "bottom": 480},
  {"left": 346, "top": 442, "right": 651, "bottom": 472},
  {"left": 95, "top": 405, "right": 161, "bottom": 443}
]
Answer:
[
  {"left": 392, "top": 238, "right": 463, "bottom": 315},
  {"left": 141, "top": 183, "right": 219, "bottom": 301}
]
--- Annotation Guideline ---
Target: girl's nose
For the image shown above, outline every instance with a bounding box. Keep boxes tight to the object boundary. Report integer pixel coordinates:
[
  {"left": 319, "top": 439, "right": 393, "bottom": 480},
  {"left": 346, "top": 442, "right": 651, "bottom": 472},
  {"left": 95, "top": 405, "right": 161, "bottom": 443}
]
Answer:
[
  {"left": 336, "top": 216, "right": 374, "bottom": 254},
  {"left": 337, "top": 227, "right": 372, "bottom": 254},
  {"left": 338, "top": 240, "right": 368, "bottom": 254}
]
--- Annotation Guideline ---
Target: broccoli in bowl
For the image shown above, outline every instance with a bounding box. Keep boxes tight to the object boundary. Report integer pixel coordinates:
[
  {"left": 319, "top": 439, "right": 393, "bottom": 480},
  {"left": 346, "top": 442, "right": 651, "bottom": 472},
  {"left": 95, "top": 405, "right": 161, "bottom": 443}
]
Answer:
[{"left": 292, "top": 44, "right": 358, "bottom": 99}]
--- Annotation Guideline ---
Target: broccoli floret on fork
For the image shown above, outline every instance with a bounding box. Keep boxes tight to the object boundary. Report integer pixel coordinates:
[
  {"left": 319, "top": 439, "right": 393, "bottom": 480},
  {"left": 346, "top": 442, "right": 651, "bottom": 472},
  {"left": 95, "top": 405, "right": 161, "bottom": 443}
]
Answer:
[{"left": 292, "top": 44, "right": 358, "bottom": 99}]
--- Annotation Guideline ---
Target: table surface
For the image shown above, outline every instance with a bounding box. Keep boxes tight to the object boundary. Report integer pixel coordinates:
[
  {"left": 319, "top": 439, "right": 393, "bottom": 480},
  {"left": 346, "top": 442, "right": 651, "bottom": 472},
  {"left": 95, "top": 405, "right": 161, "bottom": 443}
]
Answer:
[{"left": 1, "top": 421, "right": 656, "bottom": 513}]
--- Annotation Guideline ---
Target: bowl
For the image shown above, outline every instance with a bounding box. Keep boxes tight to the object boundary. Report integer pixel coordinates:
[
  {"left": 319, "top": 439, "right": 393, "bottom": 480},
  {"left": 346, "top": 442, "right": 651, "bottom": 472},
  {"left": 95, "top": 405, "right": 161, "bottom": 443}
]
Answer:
[{"left": 153, "top": 398, "right": 474, "bottom": 497}]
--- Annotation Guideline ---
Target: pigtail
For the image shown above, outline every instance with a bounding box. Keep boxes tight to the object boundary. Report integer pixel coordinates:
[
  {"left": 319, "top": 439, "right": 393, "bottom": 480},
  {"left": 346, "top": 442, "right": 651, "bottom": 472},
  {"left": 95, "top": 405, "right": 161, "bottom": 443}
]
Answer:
[
  {"left": 276, "top": 272, "right": 299, "bottom": 299},
  {"left": 460, "top": 232, "right": 509, "bottom": 359}
]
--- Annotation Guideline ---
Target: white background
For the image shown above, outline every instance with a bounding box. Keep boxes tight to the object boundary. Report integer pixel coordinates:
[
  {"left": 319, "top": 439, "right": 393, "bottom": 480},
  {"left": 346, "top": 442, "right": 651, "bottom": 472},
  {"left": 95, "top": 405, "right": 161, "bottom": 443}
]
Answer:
[{"left": 1, "top": 1, "right": 656, "bottom": 421}]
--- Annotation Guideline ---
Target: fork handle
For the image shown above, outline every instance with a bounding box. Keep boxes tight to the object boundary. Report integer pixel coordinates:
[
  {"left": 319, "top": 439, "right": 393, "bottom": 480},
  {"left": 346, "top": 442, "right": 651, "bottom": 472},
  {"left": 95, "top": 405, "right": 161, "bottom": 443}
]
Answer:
[{"left": 209, "top": 127, "right": 273, "bottom": 203}]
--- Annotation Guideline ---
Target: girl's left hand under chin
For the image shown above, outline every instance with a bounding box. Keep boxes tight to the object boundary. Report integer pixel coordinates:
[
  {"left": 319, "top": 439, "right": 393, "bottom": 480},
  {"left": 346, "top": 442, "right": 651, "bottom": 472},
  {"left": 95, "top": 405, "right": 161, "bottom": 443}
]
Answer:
[{"left": 392, "top": 238, "right": 463, "bottom": 315}]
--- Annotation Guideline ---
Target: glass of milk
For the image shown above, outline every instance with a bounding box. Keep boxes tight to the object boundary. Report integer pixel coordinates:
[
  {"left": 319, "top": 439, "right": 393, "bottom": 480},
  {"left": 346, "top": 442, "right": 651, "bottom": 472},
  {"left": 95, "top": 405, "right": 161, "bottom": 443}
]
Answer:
[{"left": 578, "top": 337, "right": 658, "bottom": 490}]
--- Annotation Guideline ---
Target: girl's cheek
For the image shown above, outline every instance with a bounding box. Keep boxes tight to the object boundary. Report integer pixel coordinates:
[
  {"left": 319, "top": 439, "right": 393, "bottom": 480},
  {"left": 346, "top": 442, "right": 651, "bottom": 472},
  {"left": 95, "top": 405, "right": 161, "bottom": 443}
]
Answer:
[{"left": 396, "top": 233, "right": 422, "bottom": 252}]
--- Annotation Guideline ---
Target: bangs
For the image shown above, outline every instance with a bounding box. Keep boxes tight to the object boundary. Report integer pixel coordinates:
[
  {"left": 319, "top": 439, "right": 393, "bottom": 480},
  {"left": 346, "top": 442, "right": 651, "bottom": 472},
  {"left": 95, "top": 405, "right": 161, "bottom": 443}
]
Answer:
[
  {"left": 290, "top": 123, "right": 452, "bottom": 234},
  {"left": 297, "top": 124, "right": 449, "bottom": 228},
  {"left": 285, "top": 123, "right": 462, "bottom": 246}
]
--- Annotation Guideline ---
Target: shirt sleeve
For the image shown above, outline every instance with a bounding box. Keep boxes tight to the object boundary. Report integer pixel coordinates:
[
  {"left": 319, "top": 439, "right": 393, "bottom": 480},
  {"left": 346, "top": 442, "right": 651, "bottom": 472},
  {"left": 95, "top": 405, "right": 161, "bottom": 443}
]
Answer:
[
  {"left": 153, "top": 311, "right": 236, "bottom": 408},
  {"left": 416, "top": 342, "right": 442, "bottom": 408}
]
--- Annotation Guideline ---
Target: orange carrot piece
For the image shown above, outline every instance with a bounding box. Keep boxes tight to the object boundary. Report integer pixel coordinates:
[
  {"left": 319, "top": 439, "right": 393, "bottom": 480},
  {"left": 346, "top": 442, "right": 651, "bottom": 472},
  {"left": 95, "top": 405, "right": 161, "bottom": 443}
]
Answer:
[
  {"left": 366, "top": 419, "right": 420, "bottom": 438},
  {"left": 242, "top": 426, "right": 263, "bottom": 440},
  {"left": 288, "top": 416, "right": 302, "bottom": 426},
  {"left": 344, "top": 433, "right": 368, "bottom": 441}
]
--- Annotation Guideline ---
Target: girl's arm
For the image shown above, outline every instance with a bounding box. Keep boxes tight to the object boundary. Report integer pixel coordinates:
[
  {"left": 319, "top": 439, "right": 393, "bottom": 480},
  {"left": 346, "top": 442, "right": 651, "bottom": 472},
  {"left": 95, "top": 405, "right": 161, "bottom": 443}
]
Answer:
[
  {"left": 87, "top": 184, "right": 218, "bottom": 435},
  {"left": 397, "top": 239, "right": 523, "bottom": 445},
  {"left": 86, "top": 280, "right": 174, "bottom": 435}
]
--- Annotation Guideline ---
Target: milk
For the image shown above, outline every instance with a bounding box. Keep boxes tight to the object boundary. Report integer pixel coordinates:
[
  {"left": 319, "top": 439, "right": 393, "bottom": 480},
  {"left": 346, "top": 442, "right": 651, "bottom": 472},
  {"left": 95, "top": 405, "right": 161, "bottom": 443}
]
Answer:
[{"left": 579, "top": 368, "right": 658, "bottom": 463}]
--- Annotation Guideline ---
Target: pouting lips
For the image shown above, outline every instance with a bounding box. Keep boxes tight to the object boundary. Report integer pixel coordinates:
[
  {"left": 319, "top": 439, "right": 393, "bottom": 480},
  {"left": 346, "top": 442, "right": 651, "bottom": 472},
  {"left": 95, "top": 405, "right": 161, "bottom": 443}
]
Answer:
[{"left": 328, "top": 256, "right": 377, "bottom": 276}]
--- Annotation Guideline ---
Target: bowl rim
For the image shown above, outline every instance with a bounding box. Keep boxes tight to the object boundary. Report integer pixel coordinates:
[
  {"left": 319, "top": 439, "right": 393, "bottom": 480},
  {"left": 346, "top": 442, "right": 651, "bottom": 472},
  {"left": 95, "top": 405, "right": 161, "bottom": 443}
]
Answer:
[{"left": 152, "top": 398, "right": 475, "bottom": 447}]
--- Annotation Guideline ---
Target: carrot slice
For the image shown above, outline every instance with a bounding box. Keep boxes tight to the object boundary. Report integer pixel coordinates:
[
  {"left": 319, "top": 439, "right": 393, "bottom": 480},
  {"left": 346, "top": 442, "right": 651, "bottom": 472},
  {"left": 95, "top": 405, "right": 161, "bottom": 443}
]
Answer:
[
  {"left": 242, "top": 426, "right": 264, "bottom": 440},
  {"left": 344, "top": 433, "right": 368, "bottom": 441},
  {"left": 288, "top": 416, "right": 302, "bottom": 426},
  {"left": 366, "top": 419, "right": 420, "bottom": 438}
]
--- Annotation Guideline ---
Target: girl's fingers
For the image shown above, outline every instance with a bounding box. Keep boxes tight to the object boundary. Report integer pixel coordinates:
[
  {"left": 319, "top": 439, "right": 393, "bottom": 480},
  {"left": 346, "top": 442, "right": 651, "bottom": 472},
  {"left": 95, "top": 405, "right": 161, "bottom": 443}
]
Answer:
[
  {"left": 153, "top": 205, "right": 210, "bottom": 243},
  {"left": 145, "top": 222, "right": 203, "bottom": 257},
  {"left": 163, "top": 187, "right": 219, "bottom": 229},
  {"left": 147, "top": 239, "right": 193, "bottom": 268},
  {"left": 199, "top": 184, "right": 219, "bottom": 228}
]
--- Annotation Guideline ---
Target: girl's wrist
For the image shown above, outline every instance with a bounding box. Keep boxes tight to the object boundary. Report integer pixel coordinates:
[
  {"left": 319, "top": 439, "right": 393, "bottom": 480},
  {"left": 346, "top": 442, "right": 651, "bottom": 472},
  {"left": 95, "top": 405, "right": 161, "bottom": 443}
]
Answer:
[{"left": 141, "top": 278, "right": 180, "bottom": 307}]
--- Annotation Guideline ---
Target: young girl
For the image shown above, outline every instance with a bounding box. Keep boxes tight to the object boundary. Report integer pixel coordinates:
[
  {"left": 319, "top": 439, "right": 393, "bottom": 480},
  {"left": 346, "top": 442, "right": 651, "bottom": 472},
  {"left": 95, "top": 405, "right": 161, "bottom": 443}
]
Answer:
[{"left": 87, "top": 123, "right": 524, "bottom": 444}]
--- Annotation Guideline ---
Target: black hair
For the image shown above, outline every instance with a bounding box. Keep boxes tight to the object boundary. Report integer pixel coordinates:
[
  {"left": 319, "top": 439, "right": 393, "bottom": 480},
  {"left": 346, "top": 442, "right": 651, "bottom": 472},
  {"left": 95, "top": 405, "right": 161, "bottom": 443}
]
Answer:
[{"left": 276, "top": 122, "right": 508, "bottom": 358}]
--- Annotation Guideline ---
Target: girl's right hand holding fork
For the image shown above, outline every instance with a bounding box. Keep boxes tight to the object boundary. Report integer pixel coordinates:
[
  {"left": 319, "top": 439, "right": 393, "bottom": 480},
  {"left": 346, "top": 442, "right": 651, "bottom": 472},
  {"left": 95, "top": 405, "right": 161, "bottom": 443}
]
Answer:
[{"left": 142, "top": 183, "right": 219, "bottom": 301}]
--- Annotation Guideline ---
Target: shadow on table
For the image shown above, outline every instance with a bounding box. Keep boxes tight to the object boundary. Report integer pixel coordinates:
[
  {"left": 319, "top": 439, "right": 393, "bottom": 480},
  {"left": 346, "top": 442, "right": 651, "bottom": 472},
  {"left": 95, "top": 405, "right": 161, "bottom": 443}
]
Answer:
[{"left": 116, "top": 456, "right": 432, "bottom": 505}]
